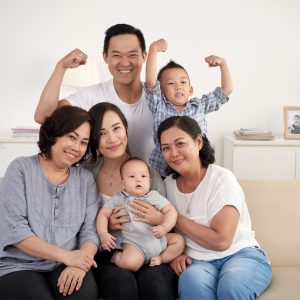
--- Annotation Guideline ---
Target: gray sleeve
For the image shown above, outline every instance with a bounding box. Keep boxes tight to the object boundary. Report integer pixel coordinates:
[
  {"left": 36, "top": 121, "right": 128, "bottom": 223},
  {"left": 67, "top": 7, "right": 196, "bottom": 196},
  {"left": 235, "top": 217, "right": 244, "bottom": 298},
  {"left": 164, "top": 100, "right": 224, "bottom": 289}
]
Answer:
[
  {"left": 149, "top": 166, "right": 167, "bottom": 198},
  {"left": 147, "top": 191, "right": 171, "bottom": 211},
  {"left": 0, "top": 159, "right": 35, "bottom": 250},
  {"left": 78, "top": 173, "right": 101, "bottom": 248},
  {"left": 102, "top": 195, "right": 120, "bottom": 210}
]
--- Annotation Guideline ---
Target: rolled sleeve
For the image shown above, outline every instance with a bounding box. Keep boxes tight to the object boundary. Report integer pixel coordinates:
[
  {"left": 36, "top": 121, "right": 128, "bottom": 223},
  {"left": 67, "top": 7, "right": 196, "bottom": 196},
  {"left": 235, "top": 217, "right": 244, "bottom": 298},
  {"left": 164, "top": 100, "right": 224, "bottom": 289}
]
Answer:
[
  {"left": 0, "top": 160, "right": 36, "bottom": 251},
  {"left": 142, "top": 80, "right": 162, "bottom": 115},
  {"left": 197, "top": 87, "right": 229, "bottom": 115},
  {"left": 78, "top": 178, "right": 101, "bottom": 248}
]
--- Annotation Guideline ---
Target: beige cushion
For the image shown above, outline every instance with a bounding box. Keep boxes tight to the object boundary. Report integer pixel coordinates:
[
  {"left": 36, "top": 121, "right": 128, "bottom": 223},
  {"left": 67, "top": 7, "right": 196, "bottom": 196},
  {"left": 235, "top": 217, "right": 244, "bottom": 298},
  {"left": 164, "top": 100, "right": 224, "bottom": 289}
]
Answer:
[
  {"left": 238, "top": 180, "right": 300, "bottom": 267},
  {"left": 257, "top": 267, "right": 300, "bottom": 299}
]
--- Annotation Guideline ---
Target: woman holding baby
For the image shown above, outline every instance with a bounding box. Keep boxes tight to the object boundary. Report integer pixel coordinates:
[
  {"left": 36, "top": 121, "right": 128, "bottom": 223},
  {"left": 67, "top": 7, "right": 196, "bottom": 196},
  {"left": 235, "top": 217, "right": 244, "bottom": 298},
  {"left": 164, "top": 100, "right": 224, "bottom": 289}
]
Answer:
[{"left": 82, "top": 102, "right": 179, "bottom": 300}]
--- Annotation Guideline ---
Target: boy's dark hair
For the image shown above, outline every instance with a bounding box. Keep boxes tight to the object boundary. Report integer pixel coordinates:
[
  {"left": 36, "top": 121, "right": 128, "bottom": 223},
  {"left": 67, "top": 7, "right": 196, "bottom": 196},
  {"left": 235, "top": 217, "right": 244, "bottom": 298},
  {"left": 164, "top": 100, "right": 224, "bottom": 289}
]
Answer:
[
  {"left": 157, "top": 60, "right": 190, "bottom": 83},
  {"left": 157, "top": 116, "right": 215, "bottom": 179},
  {"left": 103, "top": 24, "right": 146, "bottom": 55},
  {"left": 120, "top": 157, "right": 150, "bottom": 179},
  {"left": 38, "top": 106, "right": 94, "bottom": 165},
  {"left": 294, "top": 115, "right": 300, "bottom": 118},
  {"left": 88, "top": 102, "right": 130, "bottom": 163}
]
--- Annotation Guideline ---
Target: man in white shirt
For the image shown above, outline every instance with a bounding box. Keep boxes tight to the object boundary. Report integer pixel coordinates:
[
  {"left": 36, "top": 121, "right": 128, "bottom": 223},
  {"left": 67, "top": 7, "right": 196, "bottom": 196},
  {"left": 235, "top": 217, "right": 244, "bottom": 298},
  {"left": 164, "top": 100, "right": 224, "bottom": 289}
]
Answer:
[{"left": 34, "top": 24, "right": 154, "bottom": 162}]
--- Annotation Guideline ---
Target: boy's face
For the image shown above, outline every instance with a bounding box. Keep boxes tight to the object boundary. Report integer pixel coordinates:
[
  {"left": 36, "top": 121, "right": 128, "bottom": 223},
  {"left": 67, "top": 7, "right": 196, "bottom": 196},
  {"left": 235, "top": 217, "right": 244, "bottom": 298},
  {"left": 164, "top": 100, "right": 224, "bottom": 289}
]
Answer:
[
  {"left": 294, "top": 116, "right": 300, "bottom": 123},
  {"left": 103, "top": 34, "right": 147, "bottom": 87},
  {"left": 160, "top": 68, "right": 193, "bottom": 106},
  {"left": 121, "top": 160, "right": 151, "bottom": 197}
]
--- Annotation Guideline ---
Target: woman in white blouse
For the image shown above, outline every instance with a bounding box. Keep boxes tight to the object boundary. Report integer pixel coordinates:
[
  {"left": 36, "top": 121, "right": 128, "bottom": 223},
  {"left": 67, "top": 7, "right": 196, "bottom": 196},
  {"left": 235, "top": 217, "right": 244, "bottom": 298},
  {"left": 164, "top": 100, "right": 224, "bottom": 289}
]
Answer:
[{"left": 158, "top": 116, "right": 272, "bottom": 300}]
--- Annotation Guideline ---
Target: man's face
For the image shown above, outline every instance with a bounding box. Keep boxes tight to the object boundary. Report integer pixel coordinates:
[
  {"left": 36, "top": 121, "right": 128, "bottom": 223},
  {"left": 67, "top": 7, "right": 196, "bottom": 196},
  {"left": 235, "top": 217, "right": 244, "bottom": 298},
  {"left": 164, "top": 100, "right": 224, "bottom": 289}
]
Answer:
[{"left": 103, "top": 34, "right": 147, "bottom": 86}]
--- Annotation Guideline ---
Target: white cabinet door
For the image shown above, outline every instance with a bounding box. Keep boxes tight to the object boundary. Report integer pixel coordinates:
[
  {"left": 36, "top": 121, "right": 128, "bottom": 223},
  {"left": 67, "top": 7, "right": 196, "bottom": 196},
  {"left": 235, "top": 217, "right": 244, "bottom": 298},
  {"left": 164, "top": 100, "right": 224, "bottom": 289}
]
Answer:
[
  {"left": 0, "top": 143, "right": 39, "bottom": 177},
  {"left": 233, "top": 149, "right": 296, "bottom": 180}
]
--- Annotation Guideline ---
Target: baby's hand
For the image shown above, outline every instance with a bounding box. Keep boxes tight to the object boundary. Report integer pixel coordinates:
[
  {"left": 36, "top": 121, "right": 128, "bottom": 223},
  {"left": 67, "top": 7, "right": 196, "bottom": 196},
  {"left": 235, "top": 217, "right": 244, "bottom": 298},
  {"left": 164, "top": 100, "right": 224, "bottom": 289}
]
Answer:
[
  {"left": 100, "top": 233, "right": 116, "bottom": 252},
  {"left": 150, "top": 39, "right": 168, "bottom": 52},
  {"left": 205, "top": 55, "right": 224, "bottom": 67},
  {"left": 151, "top": 225, "right": 167, "bottom": 239}
]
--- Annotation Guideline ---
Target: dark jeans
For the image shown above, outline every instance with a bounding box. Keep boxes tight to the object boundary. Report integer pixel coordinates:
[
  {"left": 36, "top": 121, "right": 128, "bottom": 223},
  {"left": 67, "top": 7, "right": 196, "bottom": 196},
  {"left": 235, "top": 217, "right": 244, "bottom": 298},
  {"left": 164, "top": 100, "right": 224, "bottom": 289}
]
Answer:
[
  {"left": 0, "top": 264, "right": 99, "bottom": 300},
  {"left": 93, "top": 249, "right": 178, "bottom": 300}
]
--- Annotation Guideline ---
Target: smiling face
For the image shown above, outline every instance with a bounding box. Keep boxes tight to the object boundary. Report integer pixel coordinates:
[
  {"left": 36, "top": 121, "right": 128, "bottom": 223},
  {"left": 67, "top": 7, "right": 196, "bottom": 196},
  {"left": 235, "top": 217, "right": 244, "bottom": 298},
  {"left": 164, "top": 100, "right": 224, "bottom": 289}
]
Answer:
[
  {"left": 160, "top": 125, "right": 202, "bottom": 176},
  {"left": 50, "top": 122, "right": 90, "bottom": 167},
  {"left": 121, "top": 159, "right": 151, "bottom": 197},
  {"left": 160, "top": 68, "right": 193, "bottom": 106},
  {"left": 103, "top": 34, "right": 147, "bottom": 87},
  {"left": 98, "top": 110, "right": 128, "bottom": 159}
]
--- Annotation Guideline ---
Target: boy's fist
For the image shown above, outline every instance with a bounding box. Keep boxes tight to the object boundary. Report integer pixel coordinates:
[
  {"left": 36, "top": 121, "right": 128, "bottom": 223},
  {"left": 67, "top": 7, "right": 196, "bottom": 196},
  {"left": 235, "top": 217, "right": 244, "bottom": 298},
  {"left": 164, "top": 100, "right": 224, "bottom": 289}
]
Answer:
[
  {"left": 100, "top": 232, "right": 116, "bottom": 252},
  {"left": 205, "top": 55, "right": 224, "bottom": 67},
  {"left": 150, "top": 39, "right": 168, "bottom": 52},
  {"left": 151, "top": 225, "right": 167, "bottom": 239}
]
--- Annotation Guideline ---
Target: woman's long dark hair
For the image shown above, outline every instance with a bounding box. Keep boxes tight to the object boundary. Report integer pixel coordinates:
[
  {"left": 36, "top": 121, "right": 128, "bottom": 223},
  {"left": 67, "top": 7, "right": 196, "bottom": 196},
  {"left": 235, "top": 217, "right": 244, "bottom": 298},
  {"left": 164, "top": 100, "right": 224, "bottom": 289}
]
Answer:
[
  {"left": 88, "top": 102, "right": 130, "bottom": 163},
  {"left": 157, "top": 116, "right": 215, "bottom": 179}
]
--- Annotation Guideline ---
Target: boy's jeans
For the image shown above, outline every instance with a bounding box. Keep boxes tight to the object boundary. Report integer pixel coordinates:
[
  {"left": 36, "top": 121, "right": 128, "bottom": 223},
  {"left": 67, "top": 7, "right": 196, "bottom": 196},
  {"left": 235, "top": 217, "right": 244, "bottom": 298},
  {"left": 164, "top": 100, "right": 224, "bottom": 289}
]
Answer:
[{"left": 178, "top": 247, "right": 272, "bottom": 300}]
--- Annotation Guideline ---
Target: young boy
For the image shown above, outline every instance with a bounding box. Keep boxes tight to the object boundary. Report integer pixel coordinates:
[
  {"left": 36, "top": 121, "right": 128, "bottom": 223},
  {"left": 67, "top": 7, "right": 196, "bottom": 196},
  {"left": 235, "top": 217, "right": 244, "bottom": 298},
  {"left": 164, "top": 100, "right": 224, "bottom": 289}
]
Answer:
[
  {"left": 97, "top": 158, "right": 185, "bottom": 272},
  {"left": 143, "top": 39, "right": 233, "bottom": 177}
]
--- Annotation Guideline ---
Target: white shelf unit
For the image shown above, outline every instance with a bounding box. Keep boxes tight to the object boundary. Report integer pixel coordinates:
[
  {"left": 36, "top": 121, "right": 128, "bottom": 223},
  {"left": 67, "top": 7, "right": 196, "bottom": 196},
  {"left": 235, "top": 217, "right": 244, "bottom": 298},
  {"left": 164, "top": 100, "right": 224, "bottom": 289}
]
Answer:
[
  {"left": 0, "top": 137, "right": 39, "bottom": 177},
  {"left": 223, "top": 135, "right": 300, "bottom": 180}
]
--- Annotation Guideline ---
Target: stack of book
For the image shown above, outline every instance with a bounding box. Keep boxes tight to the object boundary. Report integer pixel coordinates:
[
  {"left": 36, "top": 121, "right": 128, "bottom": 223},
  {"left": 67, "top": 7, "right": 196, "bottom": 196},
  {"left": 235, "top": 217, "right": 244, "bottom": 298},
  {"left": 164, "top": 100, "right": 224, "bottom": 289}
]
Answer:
[
  {"left": 234, "top": 128, "right": 275, "bottom": 141},
  {"left": 12, "top": 126, "right": 40, "bottom": 138}
]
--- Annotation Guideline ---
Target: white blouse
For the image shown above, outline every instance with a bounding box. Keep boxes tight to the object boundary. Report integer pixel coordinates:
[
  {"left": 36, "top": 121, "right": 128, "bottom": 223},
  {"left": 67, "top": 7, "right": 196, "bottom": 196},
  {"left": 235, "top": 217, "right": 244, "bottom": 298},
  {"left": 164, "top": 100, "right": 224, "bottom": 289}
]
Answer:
[{"left": 164, "top": 164, "right": 259, "bottom": 261}]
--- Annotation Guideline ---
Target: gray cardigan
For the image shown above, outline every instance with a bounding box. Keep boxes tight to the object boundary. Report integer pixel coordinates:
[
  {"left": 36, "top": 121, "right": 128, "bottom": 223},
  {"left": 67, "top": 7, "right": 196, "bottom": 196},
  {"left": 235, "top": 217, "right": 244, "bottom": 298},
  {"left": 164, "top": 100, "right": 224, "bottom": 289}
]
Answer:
[{"left": 81, "top": 156, "right": 166, "bottom": 198}]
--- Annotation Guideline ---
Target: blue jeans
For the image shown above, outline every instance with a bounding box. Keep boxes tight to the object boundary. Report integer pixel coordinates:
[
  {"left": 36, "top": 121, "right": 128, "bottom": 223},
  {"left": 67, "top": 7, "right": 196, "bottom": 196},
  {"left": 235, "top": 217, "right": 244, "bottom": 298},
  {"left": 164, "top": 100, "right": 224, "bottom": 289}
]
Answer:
[{"left": 178, "top": 247, "right": 272, "bottom": 300}]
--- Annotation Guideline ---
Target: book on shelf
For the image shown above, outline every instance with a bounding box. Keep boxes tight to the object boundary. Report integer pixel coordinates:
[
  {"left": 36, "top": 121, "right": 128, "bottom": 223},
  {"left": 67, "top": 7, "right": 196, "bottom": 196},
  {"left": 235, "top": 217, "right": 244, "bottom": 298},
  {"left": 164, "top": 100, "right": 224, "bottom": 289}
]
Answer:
[
  {"left": 234, "top": 132, "right": 275, "bottom": 140},
  {"left": 239, "top": 128, "right": 272, "bottom": 135},
  {"left": 11, "top": 126, "right": 40, "bottom": 138}
]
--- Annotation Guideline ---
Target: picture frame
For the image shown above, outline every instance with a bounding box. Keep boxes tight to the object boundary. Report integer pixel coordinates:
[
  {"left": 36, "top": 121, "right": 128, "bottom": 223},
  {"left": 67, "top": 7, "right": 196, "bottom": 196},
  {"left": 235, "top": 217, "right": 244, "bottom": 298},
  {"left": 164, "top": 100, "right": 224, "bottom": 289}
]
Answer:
[{"left": 284, "top": 106, "right": 300, "bottom": 139}]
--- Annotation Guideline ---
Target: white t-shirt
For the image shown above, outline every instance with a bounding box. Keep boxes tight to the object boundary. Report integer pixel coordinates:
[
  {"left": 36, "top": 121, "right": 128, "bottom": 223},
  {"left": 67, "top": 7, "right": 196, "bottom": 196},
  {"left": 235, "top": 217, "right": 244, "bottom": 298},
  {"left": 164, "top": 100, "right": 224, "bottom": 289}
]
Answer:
[
  {"left": 65, "top": 79, "right": 154, "bottom": 163},
  {"left": 164, "top": 164, "right": 259, "bottom": 261}
]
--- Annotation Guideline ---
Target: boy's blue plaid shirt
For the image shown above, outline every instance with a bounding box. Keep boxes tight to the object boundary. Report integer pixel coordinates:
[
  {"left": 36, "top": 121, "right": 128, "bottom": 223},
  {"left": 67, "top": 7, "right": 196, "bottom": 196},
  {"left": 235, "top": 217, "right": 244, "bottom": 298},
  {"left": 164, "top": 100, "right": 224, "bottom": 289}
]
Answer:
[{"left": 143, "top": 81, "right": 229, "bottom": 177}]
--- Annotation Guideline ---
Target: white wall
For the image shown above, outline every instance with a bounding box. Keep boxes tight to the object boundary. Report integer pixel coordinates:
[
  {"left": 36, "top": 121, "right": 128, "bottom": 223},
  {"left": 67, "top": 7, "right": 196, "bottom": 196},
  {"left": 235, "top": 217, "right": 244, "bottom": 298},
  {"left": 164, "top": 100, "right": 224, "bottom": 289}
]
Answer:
[{"left": 1, "top": 0, "right": 299, "bottom": 166}]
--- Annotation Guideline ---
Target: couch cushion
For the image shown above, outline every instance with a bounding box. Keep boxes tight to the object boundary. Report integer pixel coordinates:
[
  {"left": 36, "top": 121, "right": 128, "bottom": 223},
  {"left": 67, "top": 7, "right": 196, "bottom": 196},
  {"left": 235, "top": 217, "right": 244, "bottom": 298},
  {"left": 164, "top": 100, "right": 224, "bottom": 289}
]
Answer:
[
  {"left": 257, "top": 267, "right": 300, "bottom": 299},
  {"left": 238, "top": 180, "right": 300, "bottom": 267}
]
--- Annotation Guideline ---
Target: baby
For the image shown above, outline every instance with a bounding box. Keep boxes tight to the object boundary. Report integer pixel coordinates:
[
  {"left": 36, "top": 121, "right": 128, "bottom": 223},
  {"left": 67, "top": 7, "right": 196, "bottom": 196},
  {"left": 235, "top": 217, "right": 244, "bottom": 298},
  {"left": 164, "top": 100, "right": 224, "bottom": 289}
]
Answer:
[
  {"left": 143, "top": 39, "right": 233, "bottom": 177},
  {"left": 97, "top": 158, "right": 185, "bottom": 272}
]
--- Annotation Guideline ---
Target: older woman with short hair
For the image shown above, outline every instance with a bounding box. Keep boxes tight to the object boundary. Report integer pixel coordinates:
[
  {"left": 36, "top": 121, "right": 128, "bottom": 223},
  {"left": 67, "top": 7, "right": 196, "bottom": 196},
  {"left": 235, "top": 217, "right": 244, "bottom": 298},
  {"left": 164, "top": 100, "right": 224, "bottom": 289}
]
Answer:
[
  {"left": 0, "top": 106, "right": 100, "bottom": 300},
  {"left": 158, "top": 115, "right": 272, "bottom": 300}
]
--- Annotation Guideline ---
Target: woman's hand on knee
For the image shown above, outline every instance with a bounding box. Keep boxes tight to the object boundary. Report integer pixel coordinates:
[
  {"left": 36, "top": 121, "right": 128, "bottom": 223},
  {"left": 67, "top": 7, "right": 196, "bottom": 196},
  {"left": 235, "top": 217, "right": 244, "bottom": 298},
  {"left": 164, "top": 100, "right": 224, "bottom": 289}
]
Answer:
[
  {"left": 62, "top": 250, "right": 97, "bottom": 272},
  {"left": 170, "top": 254, "right": 192, "bottom": 277},
  {"left": 129, "top": 200, "right": 164, "bottom": 225},
  {"left": 58, "top": 267, "right": 86, "bottom": 296},
  {"left": 108, "top": 205, "right": 131, "bottom": 231}
]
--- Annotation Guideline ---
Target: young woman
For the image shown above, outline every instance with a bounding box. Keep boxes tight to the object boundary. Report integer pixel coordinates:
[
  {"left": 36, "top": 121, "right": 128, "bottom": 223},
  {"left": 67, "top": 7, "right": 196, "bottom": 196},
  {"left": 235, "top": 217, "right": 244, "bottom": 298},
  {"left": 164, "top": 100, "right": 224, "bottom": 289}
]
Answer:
[{"left": 82, "top": 102, "right": 178, "bottom": 300}]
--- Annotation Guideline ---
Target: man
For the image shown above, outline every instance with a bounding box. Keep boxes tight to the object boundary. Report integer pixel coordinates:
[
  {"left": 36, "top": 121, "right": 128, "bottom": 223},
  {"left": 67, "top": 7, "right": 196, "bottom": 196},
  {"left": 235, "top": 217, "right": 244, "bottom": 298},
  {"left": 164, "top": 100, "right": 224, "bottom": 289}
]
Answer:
[{"left": 35, "top": 24, "right": 154, "bottom": 162}]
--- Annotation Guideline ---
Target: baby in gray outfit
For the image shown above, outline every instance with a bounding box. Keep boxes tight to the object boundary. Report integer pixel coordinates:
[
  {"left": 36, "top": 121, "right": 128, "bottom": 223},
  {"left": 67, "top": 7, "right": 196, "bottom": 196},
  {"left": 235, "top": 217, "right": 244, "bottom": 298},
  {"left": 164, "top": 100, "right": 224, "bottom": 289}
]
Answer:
[{"left": 97, "top": 158, "right": 185, "bottom": 272}]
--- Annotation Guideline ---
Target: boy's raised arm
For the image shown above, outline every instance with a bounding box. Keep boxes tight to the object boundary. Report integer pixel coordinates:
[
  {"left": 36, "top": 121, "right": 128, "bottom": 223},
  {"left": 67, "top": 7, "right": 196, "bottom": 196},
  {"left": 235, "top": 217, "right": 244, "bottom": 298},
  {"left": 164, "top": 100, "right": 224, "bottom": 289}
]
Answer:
[
  {"left": 34, "top": 49, "right": 88, "bottom": 124},
  {"left": 205, "top": 55, "right": 233, "bottom": 96},
  {"left": 146, "top": 39, "right": 168, "bottom": 89}
]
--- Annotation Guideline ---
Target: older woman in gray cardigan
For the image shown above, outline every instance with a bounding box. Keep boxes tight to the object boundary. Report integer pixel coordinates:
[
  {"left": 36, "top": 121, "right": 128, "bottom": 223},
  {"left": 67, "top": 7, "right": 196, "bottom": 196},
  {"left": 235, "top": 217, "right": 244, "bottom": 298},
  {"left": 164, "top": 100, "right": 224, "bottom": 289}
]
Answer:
[{"left": 0, "top": 106, "right": 100, "bottom": 300}]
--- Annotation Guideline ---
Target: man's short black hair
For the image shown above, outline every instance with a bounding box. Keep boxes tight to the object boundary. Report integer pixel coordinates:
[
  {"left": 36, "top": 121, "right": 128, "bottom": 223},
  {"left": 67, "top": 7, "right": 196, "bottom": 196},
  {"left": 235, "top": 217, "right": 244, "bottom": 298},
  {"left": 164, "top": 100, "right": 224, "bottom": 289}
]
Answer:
[
  {"left": 103, "top": 24, "right": 146, "bottom": 55},
  {"left": 157, "top": 60, "right": 190, "bottom": 83}
]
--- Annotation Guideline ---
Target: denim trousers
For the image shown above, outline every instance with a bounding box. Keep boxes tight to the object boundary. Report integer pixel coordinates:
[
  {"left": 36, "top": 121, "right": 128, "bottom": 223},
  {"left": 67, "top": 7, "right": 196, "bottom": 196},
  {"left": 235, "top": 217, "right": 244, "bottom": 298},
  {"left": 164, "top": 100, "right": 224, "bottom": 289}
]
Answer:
[{"left": 178, "top": 247, "right": 272, "bottom": 300}]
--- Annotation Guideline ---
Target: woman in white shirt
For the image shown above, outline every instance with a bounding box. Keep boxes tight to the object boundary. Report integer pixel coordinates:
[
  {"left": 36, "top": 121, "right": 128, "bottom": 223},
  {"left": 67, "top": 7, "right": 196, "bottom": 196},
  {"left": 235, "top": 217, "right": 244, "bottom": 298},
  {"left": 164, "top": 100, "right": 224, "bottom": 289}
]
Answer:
[{"left": 158, "top": 116, "right": 272, "bottom": 300}]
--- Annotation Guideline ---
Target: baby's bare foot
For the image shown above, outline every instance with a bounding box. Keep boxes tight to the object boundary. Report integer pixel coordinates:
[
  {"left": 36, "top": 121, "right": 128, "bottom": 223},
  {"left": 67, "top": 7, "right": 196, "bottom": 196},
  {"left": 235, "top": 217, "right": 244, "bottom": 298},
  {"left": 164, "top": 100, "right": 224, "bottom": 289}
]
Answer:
[{"left": 150, "top": 256, "right": 162, "bottom": 266}]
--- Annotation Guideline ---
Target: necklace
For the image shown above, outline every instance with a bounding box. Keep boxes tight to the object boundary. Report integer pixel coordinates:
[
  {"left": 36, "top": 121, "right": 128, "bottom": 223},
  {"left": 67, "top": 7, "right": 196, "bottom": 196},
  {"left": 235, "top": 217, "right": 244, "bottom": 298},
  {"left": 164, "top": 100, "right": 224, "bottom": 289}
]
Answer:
[
  {"left": 181, "top": 167, "right": 204, "bottom": 214},
  {"left": 104, "top": 169, "right": 121, "bottom": 186},
  {"left": 41, "top": 154, "right": 70, "bottom": 184}
]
